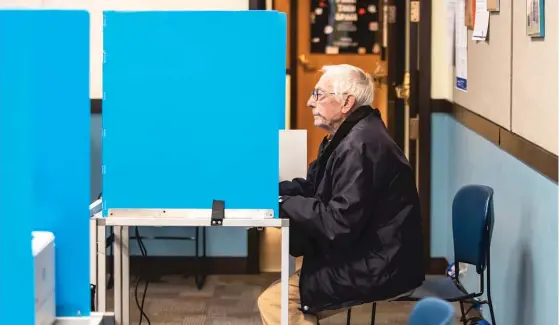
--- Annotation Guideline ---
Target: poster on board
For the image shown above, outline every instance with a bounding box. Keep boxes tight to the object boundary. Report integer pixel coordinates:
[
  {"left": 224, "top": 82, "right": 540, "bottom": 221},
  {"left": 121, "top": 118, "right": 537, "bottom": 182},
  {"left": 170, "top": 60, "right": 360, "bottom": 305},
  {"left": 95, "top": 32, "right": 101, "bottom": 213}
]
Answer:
[
  {"left": 310, "top": 0, "right": 380, "bottom": 55},
  {"left": 526, "top": 0, "right": 545, "bottom": 37}
]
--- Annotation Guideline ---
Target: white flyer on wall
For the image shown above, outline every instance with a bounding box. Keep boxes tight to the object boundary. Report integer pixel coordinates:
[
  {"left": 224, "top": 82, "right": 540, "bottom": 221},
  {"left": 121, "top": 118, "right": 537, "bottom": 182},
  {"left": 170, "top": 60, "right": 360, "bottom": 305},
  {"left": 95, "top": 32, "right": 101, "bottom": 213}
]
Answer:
[
  {"left": 455, "top": 0, "right": 468, "bottom": 91},
  {"left": 446, "top": 0, "right": 456, "bottom": 64}
]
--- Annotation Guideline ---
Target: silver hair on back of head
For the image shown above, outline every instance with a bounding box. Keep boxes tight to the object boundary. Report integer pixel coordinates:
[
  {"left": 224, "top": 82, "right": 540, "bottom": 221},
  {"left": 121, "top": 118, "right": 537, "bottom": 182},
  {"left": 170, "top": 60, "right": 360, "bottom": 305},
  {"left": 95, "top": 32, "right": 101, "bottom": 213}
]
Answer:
[{"left": 320, "top": 64, "right": 375, "bottom": 108}]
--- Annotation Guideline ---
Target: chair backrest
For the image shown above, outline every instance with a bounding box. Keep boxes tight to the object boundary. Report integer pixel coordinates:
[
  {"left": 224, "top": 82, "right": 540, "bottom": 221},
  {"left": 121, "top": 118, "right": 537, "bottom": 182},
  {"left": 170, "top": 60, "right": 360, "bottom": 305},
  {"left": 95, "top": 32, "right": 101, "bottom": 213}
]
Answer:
[
  {"left": 452, "top": 185, "right": 495, "bottom": 274},
  {"left": 408, "top": 297, "right": 455, "bottom": 325}
]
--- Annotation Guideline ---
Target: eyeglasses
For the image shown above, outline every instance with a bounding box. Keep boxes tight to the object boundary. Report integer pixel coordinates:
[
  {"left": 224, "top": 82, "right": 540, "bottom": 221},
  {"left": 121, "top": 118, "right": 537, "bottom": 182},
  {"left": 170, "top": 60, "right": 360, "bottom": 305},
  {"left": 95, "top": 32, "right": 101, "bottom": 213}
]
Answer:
[{"left": 311, "top": 89, "right": 336, "bottom": 101}]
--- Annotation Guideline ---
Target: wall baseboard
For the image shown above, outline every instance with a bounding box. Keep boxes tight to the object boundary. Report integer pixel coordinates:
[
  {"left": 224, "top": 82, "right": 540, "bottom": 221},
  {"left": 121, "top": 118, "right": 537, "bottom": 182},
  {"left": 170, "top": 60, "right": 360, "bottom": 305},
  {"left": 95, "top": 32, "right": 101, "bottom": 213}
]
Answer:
[
  {"left": 107, "top": 257, "right": 450, "bottom": 276},
  {"left": 427, "top": 257, "right": 449, "bottom": 275},
  {"left": 106, "top": 256, "right": 249, "bottom": 277}
]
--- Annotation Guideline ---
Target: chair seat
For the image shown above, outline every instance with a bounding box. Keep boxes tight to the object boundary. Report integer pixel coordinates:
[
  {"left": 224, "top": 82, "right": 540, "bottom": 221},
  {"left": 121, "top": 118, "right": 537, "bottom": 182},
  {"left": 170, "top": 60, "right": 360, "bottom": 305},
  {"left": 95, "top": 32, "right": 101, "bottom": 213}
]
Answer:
[{"left": 399, "top": 277, "right": 472, "bottom": 302}]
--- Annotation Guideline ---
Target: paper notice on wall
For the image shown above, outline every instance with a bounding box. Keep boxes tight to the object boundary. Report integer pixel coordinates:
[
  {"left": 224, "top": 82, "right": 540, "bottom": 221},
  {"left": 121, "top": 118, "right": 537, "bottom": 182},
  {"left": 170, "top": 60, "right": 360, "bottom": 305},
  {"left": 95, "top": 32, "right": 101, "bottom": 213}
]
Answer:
[
  {"left": 487, "top": 0, "right": 499, "bottom": 11},
  {"left": 455, "top": 0, "right": 468, "bottom": 91},
  {"left": 472, "top": 0, "right": 489, "bottom": 41},
  {"left": 446, "top": 0, "right": 457, "bottom": 64}
]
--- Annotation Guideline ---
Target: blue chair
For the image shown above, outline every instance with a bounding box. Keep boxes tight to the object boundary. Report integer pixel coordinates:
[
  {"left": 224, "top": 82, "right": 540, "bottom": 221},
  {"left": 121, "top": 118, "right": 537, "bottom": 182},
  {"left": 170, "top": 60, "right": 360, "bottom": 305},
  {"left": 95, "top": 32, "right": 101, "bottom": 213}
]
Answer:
[
  {"left": 408, "top": 297, "right": 455, "bottom": 325},
  {"left": 347, "top": 185, "right": 497, "bottom": 325}
]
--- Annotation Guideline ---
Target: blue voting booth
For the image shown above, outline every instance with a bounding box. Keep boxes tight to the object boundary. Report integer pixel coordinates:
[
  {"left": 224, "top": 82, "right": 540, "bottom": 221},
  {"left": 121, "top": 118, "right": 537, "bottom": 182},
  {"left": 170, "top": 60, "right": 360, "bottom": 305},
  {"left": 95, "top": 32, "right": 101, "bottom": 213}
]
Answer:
[
  {"left": 0, "top": 9, "right": 285, "bottom": 325},
  {"left": 0, "top": 10, "right": 90, "bottom": 324},
  {"left": 102, "top": 11, "right": 286, "bottom": 217}
]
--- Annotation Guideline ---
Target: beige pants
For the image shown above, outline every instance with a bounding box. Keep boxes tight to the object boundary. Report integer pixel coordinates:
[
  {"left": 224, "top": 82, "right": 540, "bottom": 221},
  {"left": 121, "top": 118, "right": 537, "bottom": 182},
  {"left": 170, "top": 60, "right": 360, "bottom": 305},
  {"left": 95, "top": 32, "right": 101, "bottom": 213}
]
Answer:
[
  {"left": 257, "top": 271, "right": 414, "bottom": 325},
  {"left": 257, "top": 271, "right": 345, "bottom": 325}
]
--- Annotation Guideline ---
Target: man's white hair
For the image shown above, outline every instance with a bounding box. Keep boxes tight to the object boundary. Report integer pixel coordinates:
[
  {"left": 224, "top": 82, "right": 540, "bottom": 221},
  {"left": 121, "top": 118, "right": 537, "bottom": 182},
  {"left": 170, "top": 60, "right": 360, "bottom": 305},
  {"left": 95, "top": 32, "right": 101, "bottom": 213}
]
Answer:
[{"left": 320, "top": 64, "right": 375, "bottom": 108}]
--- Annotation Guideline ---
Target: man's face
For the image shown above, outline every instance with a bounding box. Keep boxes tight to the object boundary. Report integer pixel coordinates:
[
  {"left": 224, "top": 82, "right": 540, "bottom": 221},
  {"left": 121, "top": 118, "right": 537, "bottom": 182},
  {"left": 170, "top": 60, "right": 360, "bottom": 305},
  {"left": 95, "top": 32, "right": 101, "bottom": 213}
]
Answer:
[{"left": 307, "top": 75, "right": 352, "bottom": 132}]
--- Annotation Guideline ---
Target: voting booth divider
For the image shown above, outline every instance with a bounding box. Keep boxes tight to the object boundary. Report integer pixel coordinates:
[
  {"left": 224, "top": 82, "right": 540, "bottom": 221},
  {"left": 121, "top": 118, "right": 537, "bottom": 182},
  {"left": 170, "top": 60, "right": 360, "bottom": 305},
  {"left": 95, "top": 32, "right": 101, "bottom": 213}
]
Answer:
[
  {"left": 0, "top": 9, "right": 288, "bottom": 325},
  {"left": 0, "top": 10, "right": 91, "bottom": 325},
  {"left": 102, "top": 10, "right": 286, "bottom": 217}
]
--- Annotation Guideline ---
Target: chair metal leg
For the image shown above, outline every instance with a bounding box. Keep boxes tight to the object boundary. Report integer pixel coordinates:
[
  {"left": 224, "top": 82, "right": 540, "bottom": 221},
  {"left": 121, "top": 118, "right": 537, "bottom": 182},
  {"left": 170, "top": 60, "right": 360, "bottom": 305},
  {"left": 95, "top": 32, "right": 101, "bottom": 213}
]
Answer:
[
  {"left": 487, "top": 296, "right": 497, "bottom": 325},
  {"left": 459, "top": 301, "right": 468, "bottom": 325},
  {"left": 370, "top": 302, "right": 376, "bottom": 325},
  {"left": 486, "top": 249, "right": 497, "bottom": 325},
  {"left": 346, "top": 308, "right": 351, "bottom": 325}
]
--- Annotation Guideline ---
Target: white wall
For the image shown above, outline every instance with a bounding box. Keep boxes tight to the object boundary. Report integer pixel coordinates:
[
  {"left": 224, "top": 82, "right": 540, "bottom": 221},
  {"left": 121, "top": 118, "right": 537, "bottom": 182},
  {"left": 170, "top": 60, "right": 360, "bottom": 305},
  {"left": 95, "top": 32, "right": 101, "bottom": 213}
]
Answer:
[
  {"left": 430, "top": 0, "right": 454, "bottom": 100},
  {"left": 37, "top": 0, "right": 249, "bottom": 98}
]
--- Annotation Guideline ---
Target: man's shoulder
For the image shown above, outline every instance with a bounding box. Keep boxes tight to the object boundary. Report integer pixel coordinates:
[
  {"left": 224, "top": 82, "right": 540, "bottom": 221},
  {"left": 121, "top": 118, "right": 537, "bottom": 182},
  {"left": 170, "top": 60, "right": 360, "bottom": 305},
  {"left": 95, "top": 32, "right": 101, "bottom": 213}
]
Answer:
[{"left": 341, "top": 118, "right": 399, "bottom": 154}]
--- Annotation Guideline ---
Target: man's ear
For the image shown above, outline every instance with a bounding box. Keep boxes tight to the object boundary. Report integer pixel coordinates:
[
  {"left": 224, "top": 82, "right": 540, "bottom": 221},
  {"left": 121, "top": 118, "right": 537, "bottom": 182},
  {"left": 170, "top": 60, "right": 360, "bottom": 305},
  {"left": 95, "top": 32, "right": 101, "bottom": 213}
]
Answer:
[{"left": 341, "top": 95, "right": 356, "bottom": 114}]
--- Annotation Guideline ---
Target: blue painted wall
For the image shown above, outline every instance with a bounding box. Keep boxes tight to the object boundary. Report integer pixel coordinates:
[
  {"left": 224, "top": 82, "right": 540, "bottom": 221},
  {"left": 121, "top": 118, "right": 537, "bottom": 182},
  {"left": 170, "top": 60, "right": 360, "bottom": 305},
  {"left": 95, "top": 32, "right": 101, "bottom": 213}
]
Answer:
[{"left": 430, "top": 113, "right": 558, "bottom": 325}]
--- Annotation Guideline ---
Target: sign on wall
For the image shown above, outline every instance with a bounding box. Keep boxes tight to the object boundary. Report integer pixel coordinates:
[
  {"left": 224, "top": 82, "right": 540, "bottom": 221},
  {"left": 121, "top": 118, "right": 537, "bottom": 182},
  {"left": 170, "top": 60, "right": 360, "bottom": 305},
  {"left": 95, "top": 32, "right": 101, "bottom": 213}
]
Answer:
[{"left": 310, "top": 0, "right": 380, "bottom": 54}]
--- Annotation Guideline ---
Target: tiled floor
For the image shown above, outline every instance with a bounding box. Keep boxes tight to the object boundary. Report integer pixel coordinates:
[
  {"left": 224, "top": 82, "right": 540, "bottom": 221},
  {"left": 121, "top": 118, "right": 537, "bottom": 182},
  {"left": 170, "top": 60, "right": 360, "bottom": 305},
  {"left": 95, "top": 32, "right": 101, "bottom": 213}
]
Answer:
[{"left": 105, "top": 274, "right": 463, "bottom": 325}]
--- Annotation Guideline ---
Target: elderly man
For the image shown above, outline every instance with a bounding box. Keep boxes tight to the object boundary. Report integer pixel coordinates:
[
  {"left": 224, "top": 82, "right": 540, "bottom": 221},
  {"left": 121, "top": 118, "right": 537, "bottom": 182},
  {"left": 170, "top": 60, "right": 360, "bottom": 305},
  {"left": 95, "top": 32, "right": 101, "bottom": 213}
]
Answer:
[{"left": 258, "top": 64, "right": 425, "bottom": 324}]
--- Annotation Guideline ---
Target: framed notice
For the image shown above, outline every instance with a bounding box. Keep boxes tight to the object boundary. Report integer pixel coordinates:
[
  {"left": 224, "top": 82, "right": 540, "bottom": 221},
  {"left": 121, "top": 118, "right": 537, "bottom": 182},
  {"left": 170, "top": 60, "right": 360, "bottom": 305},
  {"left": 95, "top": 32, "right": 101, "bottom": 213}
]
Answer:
[
  {"left": 310, "top": 0, "right": 381, "bottom": 55},
  {"left": 526, "top": 0, "right": 545, "bottom": 38}
]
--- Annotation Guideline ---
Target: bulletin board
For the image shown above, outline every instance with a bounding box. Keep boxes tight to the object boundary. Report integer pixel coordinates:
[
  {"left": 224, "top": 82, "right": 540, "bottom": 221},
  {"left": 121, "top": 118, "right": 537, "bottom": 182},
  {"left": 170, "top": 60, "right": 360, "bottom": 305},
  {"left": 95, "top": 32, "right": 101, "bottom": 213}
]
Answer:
[
  {"left": 453, "top": 0, "right": 558, "bottom": 155},
  {"left": 453, "top": 2, "right": 512, "bottom": 130},
  {"left": 510, "top": 0, "right": 558, "bottom": 155}
]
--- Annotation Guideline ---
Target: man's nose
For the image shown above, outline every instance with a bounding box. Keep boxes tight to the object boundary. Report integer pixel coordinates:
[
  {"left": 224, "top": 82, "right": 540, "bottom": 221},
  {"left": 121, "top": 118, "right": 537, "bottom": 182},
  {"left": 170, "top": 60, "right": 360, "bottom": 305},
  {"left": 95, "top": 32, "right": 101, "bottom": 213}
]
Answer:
[{"left": 307, "top": 96, "right": 315, "bottom": 108}]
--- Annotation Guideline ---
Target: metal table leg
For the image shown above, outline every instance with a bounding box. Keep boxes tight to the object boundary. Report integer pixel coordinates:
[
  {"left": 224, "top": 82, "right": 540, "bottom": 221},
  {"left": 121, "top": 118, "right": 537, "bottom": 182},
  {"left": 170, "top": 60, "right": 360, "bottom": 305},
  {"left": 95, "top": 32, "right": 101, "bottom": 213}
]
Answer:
[
  {"left": 114, "top": 226, "right": 122, "bottom": 325},
  {"left": 122, "top": 227, "right": 130, "bottom": 325},
  {"left": 281, "top": 225, "right": 290, "bottom": 325},
  {"left": 194, "top": 226, "right": 207, "bottom": 290},
  {"left": 97, "top": 224, "right": 107, "bottom": 312},
  {"left": 90, "top": 219, "right": 97, "bottom": 290}
]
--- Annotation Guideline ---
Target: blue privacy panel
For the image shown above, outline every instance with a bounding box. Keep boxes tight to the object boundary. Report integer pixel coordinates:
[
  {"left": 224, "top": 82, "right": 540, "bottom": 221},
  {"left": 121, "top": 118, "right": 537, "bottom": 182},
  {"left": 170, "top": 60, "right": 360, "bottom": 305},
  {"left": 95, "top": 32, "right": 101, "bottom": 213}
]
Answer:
[
  {"left": 102, "top": 11, "right": 286, "bottom": 216},
  {"left": 0, "top": 10, "right": 91, "bottom": 318},
  {"left": 31, "top": 11, "right": 90, "bottom": 317},
  {"left": 0, "top": 11, "right": 36, "bottom": 325}
]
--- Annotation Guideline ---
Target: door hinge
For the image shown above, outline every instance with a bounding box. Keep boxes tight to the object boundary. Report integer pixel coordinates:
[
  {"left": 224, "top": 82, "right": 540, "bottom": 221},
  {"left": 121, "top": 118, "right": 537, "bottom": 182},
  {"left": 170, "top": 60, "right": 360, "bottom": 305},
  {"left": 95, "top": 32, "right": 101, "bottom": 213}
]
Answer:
[
  {"left": 410, "top": 1, "right": 420, "bottom": 23},
  {"left": 409, "top": 117, "right": 419, "bottom": 140},
  {"left": 394, "top": 71, "right": 411, "bottom": 105}
]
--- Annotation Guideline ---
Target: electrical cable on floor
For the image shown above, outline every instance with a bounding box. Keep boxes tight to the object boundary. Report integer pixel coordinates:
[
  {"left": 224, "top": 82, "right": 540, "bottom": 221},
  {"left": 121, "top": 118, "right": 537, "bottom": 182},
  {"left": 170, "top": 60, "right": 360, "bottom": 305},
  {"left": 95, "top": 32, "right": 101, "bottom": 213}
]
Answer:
[{"left": 134, "top": 226, "right": 151, "bottom": 325}]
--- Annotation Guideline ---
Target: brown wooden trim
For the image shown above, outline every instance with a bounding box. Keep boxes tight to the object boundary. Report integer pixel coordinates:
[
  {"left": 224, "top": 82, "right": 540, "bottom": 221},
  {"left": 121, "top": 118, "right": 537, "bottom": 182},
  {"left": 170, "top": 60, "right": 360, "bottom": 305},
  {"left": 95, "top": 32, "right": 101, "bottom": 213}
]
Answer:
[
  {"left": 246, "top": 228, "right": 261, "bottom": 274},
  {"left": 432, "top": 100, "right": 558, "bottom": 183},
  {"left": 288, "top": 0, "right": 297, "bottom": 129},
  {"left": 248, "top": 0, "right": 266, "bottom": 10},
  {"left": 431, "top": 98, "right": 452, "bottom": 113},
  {"left": 451, "top": 104, "right": 500, "bottom": 144},
  {"left": 427, "top": 257, "right": 449, "bottom": 275},
  {"left": 91, "top": 99, "right": 102, "bottom": 114},
  {"left": 500, "top": 129, "right": 558, "bottom": 183},
  {"left": 386, "top": 1, "right": 406, "bottom": 150},
  {"left": 418, "top": 0, "right": 433, "bottom": 274}
]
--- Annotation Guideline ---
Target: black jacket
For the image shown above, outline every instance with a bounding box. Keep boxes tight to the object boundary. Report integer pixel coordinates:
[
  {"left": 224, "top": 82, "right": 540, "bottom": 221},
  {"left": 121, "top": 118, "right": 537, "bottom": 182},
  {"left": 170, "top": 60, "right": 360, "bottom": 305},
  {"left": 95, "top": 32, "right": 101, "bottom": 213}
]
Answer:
[{"left": 279, "top": 106, "right": 425, "bottom": 314}]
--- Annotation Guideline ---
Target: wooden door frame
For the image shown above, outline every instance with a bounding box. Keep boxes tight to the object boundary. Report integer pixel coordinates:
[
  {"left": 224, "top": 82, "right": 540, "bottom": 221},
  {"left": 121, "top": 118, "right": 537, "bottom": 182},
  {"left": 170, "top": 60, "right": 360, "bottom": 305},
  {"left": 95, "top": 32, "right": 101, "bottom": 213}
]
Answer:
[
  {"left": 284, "top": 0, "right": 439, "bottom": 274},
  {"left": 385, "top": 0, "right": 436, "bottom": 273},
  {"left": 417, "top": 0, "right": 436, "bottom": 273},
  {"left": 382, "top": 0, "right": 436, "bottom": 273}
]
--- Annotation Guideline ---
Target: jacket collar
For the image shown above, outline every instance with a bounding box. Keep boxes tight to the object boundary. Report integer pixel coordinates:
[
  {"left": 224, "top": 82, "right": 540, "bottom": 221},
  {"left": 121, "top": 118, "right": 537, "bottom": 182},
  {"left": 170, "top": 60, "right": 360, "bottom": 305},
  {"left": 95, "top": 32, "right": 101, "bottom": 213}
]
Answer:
[
  {"left": 320, "top": 106, "right": 375, "bottom": 157},
  {"left": 312, "top": 106, "right": 377, "bottom": 189}
]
